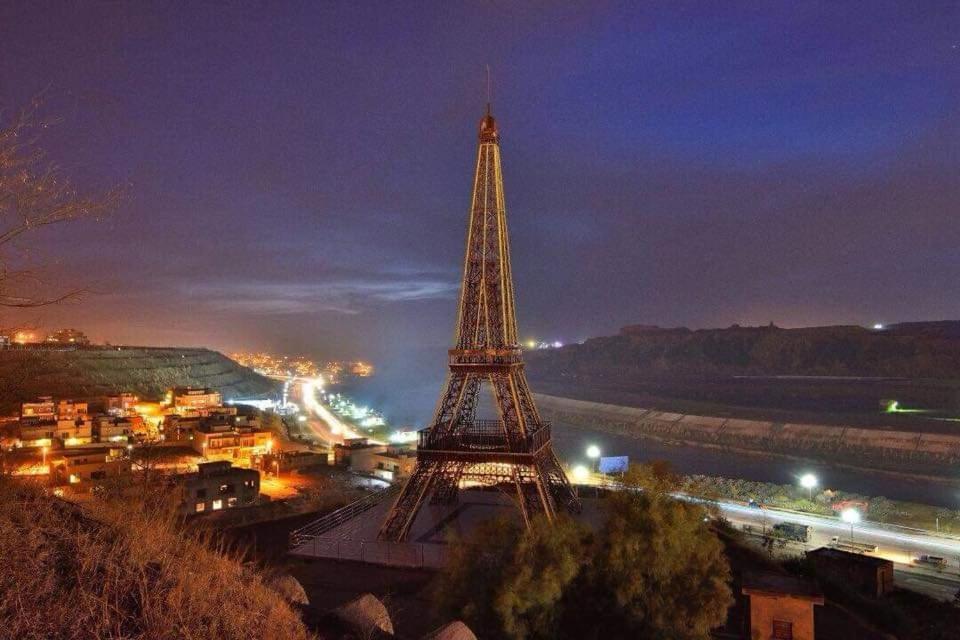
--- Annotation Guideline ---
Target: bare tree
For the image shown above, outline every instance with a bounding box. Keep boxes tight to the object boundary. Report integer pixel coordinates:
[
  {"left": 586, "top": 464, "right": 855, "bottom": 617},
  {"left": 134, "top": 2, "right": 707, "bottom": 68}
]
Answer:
[{"left": 0, "top": 94, "right": 122, "bottom": 310}]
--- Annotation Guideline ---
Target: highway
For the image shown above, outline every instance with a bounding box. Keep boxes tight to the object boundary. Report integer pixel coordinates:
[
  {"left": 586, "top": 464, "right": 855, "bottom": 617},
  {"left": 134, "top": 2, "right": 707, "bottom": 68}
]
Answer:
[
  {"left": 293, "top": 378, "right": 384, "bottom": 446},
  {"left": 715, "top": 499, "right": 960, "bottom": 600}
]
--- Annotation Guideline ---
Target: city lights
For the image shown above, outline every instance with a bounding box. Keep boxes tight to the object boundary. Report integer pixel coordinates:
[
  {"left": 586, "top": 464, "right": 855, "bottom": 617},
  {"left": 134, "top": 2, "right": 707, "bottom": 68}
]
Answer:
[
  {"left": 842, "top": 508, "right": 861, "bottom": 541},
  {"left": 799, "top": 473, "right": 817, "bottom": 500},
  {"left": 572, "top": 464, "right": 590, "bottom": 482}
]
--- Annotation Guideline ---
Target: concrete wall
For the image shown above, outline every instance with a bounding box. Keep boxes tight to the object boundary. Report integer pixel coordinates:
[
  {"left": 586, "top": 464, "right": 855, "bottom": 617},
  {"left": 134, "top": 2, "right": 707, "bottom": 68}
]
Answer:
[{"left": 535, "top": 393, "right": 960, "bottom": 475}]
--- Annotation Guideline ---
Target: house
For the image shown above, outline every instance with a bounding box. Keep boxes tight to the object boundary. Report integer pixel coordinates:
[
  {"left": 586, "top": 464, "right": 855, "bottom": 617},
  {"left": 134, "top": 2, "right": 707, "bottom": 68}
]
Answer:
[
  {"left": 742, "top": 572, "right": 824, "bottom": 640},
  {"left": 54, "top": 417, "right": 94, "bottom": 446},
  {"left": 166, "top": 412, "right": 271, "bottom": 464},
  {"left": 262, "top": 450, "right": 328, "bottom": 474},
  {"left": 44, "top": 328, "right": 90, "bottom": 345},
  {"left": 21, "top": 397, "right": 55, "bottom": 421},
  {"left": 49, "top": 448, "right": 131, "bottom": 487},
  {"left": 333, "top": 438, "right": 386, "bottom": 466},
  {"left": 105, "top": 393, "right": 139, "bottom": 416},
  {"left": 56, "top": 400, "right": 89, "bottom": 420},
  {"left": 348, "top": 445, "right": 417, "bottom": 481},
  {"left": 180, "top": 461, "right": 260, "bottom": 515},
  {"left": 19, "top": 416, "right": 93, "bottom": 448},
  {"left": 168, "top": 387, "right": 223, "bottom": 416},
  {"left": 94, "top": 415, "right": 146, "bottom": 443},
  {"left": 807, "top": 547, "right": 895, "bottom": 597}
]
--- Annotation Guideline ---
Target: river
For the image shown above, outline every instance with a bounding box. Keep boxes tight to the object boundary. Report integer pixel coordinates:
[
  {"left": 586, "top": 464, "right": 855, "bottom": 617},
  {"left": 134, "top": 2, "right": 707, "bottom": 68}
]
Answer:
[{"left": 338, "top": 369, "right": 960, "bottom": 509}]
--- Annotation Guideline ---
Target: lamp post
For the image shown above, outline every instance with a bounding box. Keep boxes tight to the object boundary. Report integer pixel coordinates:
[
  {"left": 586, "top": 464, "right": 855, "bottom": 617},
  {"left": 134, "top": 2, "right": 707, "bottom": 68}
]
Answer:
[
  {"left": 586, "top": 445, "right": 601, "bottom": 473},
  {"left": 800, "top": 473, "right": 818, "bottom": 501},
  {"left": 572, "top": 464, "right": 589, "bottom": 484},
  {"left": 41, "top": 445, "right": 47, "bottom": 467},
  {"left": 841, "top": 508, "right": 860, "bottom": 542}
]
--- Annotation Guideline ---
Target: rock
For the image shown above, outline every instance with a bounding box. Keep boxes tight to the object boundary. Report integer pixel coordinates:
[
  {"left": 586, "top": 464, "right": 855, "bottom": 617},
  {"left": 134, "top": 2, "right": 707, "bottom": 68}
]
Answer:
[
  {"left": 419, "top": 621, "right": 477, "bottom": 640},
  {"left": 331, "top": 593, "right": 394, "bottom": 636},
  {"left": 266, "top": 572, "right": 309, "bottom": 606}
]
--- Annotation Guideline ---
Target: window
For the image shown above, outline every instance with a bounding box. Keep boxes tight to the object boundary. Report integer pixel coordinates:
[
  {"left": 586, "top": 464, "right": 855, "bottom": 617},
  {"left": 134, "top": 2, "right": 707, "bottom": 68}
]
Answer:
[
  {"left": 196, "top": 488, "right": 207, "bottom": 499},
  {"left": 227, "top": 497, "right": 238, "bottom": 508},
  {"left": 772, "top": 620, "right": 793, "bottom": 640},
  {"left": 195, "top": 502, "right": 205, "bottom": 513},
  {"left": 219, "top": 483, "right": 234, "bottom": 494},
  {"left": 212, "top": 499, "right": 223, "bottom": 511}
]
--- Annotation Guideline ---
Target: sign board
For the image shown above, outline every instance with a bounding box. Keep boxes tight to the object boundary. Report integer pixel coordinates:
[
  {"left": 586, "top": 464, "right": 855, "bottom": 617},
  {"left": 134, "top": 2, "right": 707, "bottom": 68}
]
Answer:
[{"left": 598, "top": 456, "right": 629, "bottom": 474}]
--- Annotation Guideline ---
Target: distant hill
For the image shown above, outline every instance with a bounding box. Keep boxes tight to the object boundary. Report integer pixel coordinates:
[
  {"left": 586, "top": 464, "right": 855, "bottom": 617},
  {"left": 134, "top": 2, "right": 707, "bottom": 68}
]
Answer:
[
  {"left": 525, "top": 322, "right": 960, "bottom": 421},
  {"left": 0, "top": 346, "right": 278, "bottom": 412},
  {"left": 529, "top": 321, "right": 960, "bottom": 379}
]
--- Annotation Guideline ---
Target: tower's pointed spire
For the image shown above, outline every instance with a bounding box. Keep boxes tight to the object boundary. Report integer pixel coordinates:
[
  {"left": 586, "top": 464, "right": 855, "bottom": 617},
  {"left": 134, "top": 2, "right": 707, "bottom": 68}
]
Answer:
[{"left": 479, "top": 65, "right": 498, "bottom": 142}]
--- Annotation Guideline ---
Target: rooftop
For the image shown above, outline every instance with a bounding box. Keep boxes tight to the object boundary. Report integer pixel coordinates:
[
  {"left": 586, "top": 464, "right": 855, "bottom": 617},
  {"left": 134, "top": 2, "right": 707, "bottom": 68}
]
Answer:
[
  {"left": 742, "top": 571, "right": 824, "bottom": 600},
  {"left": 807, "top": 546, "right": 893, "bottom": 568}
]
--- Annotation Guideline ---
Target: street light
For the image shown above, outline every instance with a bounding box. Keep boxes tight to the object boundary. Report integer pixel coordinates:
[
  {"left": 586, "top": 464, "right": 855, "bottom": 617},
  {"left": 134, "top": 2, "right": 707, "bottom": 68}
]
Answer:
[
  {"left": 841, "top": 508, "right": 860, "bottom": 541},
  {"left": 800, "top": 473, "right": 818, "bottom": 500},
  {"left": 572, "top": 464, "right": 590, "bottom": 483},
  {"left": 586, "top": 445, "right": 601, "bottom": 460}
]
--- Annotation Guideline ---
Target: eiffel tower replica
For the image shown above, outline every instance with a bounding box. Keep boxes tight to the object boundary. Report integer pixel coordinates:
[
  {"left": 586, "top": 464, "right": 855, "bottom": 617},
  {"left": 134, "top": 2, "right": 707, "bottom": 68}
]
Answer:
[{"left": 379, "top": 105, "right": 580, "bottom": 542}]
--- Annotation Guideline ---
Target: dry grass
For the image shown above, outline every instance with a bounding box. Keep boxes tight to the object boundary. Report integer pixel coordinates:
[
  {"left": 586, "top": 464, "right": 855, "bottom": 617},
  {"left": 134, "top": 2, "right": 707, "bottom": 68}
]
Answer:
[{"left": 0, "top": 477, "right": 312, "bottom": 640}]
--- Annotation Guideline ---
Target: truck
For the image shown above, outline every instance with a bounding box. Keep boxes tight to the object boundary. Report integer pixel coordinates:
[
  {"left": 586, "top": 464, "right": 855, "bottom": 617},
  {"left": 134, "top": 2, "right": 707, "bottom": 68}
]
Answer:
[
  {"left": 772, "top": 522, "right": 810, "bottom": 543},
  {"left": 913, "top": 554, "right": 947, "bottom": 569},
  {"left": 829, "top": 536, "right": 878, "bottom": 554}
]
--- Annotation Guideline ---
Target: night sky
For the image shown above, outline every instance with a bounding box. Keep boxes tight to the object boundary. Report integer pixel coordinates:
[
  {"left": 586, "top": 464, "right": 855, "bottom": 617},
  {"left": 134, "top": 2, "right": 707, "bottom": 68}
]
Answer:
[{"left": 1, "top": 3, "right": 958, "bottom": 363}]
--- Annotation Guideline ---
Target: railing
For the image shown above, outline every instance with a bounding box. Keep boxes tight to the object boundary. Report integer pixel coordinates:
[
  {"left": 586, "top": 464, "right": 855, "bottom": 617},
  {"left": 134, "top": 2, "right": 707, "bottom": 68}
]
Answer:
[
  {"left": 418, "top": 420, "right": 551, "bottom": 454},
  {"left": 448, "top": 348, "right": 523, "bottom": 367},
  {"left": 289, "top": 484, "right": 400, "bottom": 548},
  {"left": 290, "top": 537, "right": 450, "bottom": 569}
]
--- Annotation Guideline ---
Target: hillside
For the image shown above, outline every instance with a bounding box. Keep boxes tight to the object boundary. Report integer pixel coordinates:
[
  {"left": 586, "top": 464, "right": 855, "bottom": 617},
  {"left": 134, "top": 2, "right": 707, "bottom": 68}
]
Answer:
[
  {"left": 0, "top": 478, "right": 311, "bottom": 640},
  {"left": 526, "top": 322, "right": 960, "bottom": 422},
  {"left": 0, "top": 346, "right": 278, "bottom": 412}
]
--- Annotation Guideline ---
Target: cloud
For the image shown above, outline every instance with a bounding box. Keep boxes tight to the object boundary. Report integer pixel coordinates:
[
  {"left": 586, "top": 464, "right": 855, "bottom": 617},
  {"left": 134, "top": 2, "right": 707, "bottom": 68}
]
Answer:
[{"left": 179, "top": 274, "right": 459, "bottom": 316}]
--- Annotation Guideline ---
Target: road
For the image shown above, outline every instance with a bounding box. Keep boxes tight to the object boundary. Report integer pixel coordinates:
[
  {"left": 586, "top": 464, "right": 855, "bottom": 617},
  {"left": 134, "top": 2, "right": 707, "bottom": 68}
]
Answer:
[
  {"left": 717, "top": 500, "right": 960, "bottom": 600},
  {"left": 292, "top": 378, "right": 383, "bottom": 447}
]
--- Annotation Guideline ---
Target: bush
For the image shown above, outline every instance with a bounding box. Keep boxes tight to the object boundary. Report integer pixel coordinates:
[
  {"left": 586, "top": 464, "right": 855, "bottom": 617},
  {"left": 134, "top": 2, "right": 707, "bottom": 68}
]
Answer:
[
  {"left": 0, "top": 478, "right": 311, "bottom": 640},
  {"left": 435, "top": 489, "right": 732, "bottom": 640}
]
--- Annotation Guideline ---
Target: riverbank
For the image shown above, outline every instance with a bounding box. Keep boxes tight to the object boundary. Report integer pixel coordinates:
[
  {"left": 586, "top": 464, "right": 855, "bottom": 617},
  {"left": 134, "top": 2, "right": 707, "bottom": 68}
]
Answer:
[{"left": 537, "top": 393, "right": 960, "bottom": 478}]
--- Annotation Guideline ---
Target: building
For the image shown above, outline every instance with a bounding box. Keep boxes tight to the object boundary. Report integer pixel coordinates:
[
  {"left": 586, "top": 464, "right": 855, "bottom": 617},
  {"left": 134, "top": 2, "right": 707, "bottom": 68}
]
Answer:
[
  {"left": 105, "top": 393, "right": 139, "bottom": 416},
  {"left": 333, "top": 438, "right": 385, "bottom": 465},
  {"left": 19, "top": 416, "right": 93, "bottom": 448},
  {"left": 348, "top": 445, "right": 416, "bottom": 482},
  {"left": 168, "top": 387, "right": 223, "bottom": 416},
  {"left": 56, "top": 399, "right": 89, "bottom": 420},
  {"left": 21, "top": 397, "right": 55, "bottom": 421},
  {"left": 167, "top": 412, "right": 271, "bottom": 463},
  {"left": 742, "top": 572, "right": 824, "bottom": 640},
  {"left": 180, "top": 461, "right": 260, "bottom": 515},
  {"left": 44, "top": 328, "right": 90, "bottom": 345},
  {"left": 807, "top": 547, "right": 895, "bottom": 597},
  {"left": 262, "top": 450, "right": 328, "bottom": 474},
  {"left": 93, "top": 415, "right": 146, "bottom": 443},
  {"left": 49, "top": 448, "right": 131, "bottom": 487}
]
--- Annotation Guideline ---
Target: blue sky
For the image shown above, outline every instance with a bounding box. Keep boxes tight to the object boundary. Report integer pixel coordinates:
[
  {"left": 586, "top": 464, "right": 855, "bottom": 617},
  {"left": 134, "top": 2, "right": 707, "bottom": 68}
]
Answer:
[{"left": 0, "top": 2, "right": 958, "bottom": 362}]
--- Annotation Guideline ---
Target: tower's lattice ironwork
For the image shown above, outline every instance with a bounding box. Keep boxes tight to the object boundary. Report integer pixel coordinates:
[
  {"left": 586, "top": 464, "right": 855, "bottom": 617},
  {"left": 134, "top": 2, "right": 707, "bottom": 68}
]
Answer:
[{"left": 379, "top": 107, "right": 580, "bottom": 542}]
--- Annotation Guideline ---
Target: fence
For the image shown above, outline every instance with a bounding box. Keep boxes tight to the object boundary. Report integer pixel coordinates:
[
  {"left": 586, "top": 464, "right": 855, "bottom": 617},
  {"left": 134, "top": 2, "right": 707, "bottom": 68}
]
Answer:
[
  {"left": 291, "top": 536, "right": 449, "bottom": 569},
  {"left": 289, "top": 484, "right": 400, "bottom": 547}
]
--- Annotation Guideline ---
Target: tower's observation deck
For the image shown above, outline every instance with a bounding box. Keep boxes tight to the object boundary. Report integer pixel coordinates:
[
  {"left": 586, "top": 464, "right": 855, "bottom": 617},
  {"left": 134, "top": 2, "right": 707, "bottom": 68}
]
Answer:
[{"left": 415, "top": 420, "right": 553, "bottom": 459}]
